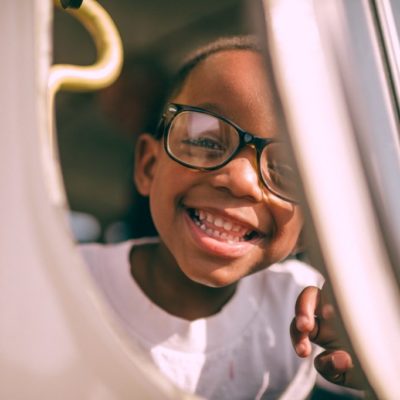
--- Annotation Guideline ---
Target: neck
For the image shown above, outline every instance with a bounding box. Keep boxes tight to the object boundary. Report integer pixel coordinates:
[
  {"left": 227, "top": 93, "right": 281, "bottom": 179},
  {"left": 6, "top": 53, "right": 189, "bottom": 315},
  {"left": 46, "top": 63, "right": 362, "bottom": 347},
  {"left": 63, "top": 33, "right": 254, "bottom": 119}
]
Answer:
[{"left": 130, "top": 242, "right": 237, "bottom": 321}]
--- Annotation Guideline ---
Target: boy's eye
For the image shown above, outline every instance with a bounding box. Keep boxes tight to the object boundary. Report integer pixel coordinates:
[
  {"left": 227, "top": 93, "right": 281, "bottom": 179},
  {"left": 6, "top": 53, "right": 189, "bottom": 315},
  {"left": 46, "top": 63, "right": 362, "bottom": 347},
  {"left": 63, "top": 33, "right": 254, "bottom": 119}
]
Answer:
[
  {"left": 180, "top": 136, "right": 227, "bottom": 162},
  {"left": 267, "top": 162, "right": 296, "bottom": 191},
  {"left": 181, "top": 136, "right": 225, "bottom": 151},
  {"left": 268, "top": 162, "right": 295, "bottom": 178}
]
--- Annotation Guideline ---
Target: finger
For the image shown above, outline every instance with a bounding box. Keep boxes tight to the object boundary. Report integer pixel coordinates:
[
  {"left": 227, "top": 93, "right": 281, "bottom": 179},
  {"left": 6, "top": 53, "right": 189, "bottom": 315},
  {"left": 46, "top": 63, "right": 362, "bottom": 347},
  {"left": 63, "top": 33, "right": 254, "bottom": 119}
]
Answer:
[
  {"left": 311, "top": 311, "right": 336, "bottom": 346},
  {"left": 292, "top": 286, "right": 321, "bottom": 357},
  {"left": 310, "top": 302, "right": 341, "bottom": 348},
  {"left": 307, "top": 284, "right": 339, "bottom": 347},
  {"left": 314, "top": 350, "right": 353, "bottom": 386},
  {"left": 295, "top": 286, "right": 320, "bottom": 335},
  {"left": 290, "top": 318, "right": 313, "bottom": 357}
]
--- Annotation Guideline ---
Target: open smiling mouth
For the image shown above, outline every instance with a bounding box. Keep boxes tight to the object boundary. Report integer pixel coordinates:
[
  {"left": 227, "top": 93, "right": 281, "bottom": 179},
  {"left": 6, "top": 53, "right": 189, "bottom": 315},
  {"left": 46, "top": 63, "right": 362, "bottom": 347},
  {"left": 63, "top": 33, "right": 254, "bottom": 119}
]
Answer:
[{"left": 187, "top": 208, "right": 262, "bottom": 244}]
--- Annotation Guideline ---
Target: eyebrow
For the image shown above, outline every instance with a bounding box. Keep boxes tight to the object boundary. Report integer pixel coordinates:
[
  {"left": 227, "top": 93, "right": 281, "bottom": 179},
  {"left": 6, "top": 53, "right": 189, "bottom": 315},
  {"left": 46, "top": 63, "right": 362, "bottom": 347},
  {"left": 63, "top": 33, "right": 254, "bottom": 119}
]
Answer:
[{"left": 194, "top": 102, "right": 226, "bottom": 115}]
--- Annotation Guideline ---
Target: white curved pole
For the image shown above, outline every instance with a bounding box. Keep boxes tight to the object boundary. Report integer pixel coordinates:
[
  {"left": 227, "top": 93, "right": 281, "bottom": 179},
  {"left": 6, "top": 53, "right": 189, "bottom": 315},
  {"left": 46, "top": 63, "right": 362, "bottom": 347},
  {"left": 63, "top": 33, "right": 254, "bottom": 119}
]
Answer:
[{"left": 265, "top": 0, "right": 400, "bottom": 398}]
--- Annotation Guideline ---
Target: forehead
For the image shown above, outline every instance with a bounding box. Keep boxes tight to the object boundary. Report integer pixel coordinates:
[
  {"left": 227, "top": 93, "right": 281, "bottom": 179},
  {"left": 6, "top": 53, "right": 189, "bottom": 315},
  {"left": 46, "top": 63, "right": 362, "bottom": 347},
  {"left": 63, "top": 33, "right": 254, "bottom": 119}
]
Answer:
[{"left": 172, "top": 50, "right": 278, "bottom": 136}]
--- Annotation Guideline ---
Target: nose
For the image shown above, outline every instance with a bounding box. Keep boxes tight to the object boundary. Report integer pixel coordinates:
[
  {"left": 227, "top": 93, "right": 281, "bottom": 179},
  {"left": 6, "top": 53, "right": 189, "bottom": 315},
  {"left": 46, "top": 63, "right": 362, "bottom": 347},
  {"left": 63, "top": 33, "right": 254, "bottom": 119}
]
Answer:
[{"left": 209, "top": 147, "right": 264, "bottom": 202}]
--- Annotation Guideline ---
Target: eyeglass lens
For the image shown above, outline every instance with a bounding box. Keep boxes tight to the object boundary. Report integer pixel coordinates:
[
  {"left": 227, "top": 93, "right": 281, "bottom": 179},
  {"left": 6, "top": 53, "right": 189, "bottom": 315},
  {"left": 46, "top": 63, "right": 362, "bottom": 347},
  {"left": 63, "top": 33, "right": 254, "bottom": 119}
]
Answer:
[
  {"left": 167, "top": 111, "right": 239, "bottom": 168},
  {"left": 166, "top": 110, "right": 297, "bottom": 201}
]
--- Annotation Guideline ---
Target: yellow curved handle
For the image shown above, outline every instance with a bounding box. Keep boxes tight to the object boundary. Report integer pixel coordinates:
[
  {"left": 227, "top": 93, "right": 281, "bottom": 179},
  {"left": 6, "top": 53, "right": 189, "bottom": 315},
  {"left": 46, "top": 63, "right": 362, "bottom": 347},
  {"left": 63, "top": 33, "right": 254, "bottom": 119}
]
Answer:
[
  {"left": 49, "top": 0, "right": 123, "bottom": 96},
  {"left": 48, "top": 0, "right": 123, "bottom": 154}
]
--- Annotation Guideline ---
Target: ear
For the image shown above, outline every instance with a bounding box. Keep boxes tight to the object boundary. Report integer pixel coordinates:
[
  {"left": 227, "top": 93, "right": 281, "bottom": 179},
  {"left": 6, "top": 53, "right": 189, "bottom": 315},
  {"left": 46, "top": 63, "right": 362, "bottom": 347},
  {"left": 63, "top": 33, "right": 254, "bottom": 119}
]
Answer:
[{"left": 134, "top": 134, "right": 161, "bottom": 196}]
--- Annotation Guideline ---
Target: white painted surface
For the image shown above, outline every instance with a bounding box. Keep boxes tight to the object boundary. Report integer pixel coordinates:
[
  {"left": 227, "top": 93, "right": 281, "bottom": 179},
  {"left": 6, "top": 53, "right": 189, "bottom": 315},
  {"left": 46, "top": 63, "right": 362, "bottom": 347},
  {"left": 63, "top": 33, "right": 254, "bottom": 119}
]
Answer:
[
  {"left": 266, "top": 0, "right": 400, "bottom": 398},
  {"left": 0, "top": 1, "right": 191, "bottom": 399}
]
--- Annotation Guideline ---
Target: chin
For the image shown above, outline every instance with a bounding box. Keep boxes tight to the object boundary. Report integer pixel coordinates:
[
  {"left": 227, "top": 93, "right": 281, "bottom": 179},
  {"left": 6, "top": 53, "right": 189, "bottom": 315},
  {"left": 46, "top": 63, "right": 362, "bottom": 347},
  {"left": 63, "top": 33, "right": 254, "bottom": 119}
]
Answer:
[{"left": 187, "top": 268, "right": 240, "bottom": 288}]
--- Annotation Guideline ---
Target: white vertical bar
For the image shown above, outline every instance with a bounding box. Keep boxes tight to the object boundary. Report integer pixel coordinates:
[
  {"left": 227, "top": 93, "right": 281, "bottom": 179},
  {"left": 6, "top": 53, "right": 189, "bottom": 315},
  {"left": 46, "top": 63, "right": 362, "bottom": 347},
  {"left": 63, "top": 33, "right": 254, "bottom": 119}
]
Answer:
[
  {"left": 0, "top": 2, "right": 188, "bottom": 399},
  {"left": 265, "top": 0, "right": 400, "bottom": 398}
]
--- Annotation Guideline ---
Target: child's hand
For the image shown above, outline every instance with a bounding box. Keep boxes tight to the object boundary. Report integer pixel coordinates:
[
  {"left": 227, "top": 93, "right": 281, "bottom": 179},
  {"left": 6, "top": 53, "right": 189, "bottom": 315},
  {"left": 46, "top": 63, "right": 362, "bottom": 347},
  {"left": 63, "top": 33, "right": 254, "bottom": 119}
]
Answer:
[{"left": 290, "top": 286, "right": 361, "bottom": 388}]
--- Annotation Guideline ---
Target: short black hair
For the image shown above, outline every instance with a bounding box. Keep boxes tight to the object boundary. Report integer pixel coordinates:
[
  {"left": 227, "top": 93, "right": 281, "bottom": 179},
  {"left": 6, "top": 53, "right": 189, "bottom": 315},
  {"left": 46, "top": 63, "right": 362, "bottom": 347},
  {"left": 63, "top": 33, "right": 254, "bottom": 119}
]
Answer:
[
  {"left": 169, "top": 35, "right": 261, "bottom": 99},
  {"left": 152, "top": 35, "right": 262, "bottom": 139}
]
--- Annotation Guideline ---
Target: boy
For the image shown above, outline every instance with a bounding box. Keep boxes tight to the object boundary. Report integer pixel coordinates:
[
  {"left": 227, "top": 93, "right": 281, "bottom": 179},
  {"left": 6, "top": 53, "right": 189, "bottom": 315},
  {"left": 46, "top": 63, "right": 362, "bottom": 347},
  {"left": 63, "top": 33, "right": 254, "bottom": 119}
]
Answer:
[{"left": 81, "top": 36, "right": 357, "bottom": 399}]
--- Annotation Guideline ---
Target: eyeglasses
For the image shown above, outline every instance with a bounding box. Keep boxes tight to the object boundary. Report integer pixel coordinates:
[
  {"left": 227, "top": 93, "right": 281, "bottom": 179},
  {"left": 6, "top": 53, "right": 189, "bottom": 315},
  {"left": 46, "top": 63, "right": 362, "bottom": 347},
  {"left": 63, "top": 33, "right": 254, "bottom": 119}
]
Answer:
[{"left": 157, "top": 103, "right": 298, "bottom": 203}]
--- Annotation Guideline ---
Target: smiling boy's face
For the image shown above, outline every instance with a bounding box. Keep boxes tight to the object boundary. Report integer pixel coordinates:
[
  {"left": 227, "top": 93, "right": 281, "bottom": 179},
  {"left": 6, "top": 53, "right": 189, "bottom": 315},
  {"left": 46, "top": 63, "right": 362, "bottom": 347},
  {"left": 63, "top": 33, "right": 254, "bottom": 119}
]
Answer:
[{"left": 135, "top": 49, "right": 303, "bottom": 287}]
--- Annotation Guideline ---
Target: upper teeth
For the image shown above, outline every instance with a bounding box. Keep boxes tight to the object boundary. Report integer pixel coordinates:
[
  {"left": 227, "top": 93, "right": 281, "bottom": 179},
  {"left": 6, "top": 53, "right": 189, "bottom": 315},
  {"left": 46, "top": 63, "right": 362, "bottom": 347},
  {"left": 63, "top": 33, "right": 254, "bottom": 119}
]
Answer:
[{"left": 196, "top": 209, "right": 249, "bottom": 236}]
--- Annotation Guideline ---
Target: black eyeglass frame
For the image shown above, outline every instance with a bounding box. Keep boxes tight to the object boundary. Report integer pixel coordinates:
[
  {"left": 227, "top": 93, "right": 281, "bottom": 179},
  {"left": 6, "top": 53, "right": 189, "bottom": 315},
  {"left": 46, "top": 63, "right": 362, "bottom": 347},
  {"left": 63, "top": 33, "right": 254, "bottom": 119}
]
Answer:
[{"left": 157, "top": 103, "right": 297, "bottom": 203}]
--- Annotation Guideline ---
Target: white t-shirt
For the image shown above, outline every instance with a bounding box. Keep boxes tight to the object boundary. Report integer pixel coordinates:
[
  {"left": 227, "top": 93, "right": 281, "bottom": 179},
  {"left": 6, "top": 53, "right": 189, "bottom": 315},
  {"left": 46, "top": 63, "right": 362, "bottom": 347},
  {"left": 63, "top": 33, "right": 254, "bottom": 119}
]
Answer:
[{"left": 80, "top": 238, "right": 324, "bottom": 400}]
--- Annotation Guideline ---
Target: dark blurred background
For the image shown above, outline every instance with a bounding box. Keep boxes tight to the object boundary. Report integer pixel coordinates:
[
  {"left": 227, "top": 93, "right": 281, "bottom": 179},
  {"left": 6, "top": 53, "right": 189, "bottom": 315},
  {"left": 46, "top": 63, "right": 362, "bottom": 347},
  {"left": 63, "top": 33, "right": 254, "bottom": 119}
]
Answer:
[{"left": 53, "top": 0, "right": 252, "bottom": 242}]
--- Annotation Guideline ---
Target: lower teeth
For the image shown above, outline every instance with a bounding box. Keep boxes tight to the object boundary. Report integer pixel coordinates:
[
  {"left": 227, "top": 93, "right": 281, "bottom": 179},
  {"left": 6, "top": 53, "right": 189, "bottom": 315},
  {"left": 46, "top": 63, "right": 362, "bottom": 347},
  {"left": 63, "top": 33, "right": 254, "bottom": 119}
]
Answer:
[{"left": 191, "top": 212, "right": 251, "bottom": 243}]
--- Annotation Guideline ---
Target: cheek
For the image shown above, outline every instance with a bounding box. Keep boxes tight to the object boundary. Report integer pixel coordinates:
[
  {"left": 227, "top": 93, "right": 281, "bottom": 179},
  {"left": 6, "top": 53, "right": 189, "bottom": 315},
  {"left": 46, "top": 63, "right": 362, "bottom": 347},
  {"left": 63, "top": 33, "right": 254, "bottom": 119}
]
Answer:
[
  {"left": 148, "top": 160, "right": 193, "bottom": 228},
  {"left": 280, "top": 217, "right": 303, "bottom": 246},
  {"left": 272, "top": 200, "right": 303, "bottom": 231},
  {"left": 270, "top": 204, "right": 304, "bottom": 254},
  {"left": 285, "top": 208, "right": 303, "bottom": 234},
  {"left": 148, "top": 164, "right": 174, "bottom": 232}
]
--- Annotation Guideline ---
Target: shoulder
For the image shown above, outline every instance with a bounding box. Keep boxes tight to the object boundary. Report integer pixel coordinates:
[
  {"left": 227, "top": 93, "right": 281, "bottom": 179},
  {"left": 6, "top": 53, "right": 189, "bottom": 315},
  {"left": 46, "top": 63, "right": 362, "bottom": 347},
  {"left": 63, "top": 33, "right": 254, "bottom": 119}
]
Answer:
[
  {"left": 233, "top": 259, "right": 323, "bottom": 317},
  {"left": 233, "top": 259, "right": 324, "bottom": 329},
  {"left": 243, "top": 259, "right": 324, "bottom": 322},
  {"left": 79, "top": 241, "right": 124, "bottom": 269},
  {"left": 266, "top": 258, "right": 324, "bottom": 289},
  {"left": 79, "top": 237, "right": 159, "bottom": 271}
]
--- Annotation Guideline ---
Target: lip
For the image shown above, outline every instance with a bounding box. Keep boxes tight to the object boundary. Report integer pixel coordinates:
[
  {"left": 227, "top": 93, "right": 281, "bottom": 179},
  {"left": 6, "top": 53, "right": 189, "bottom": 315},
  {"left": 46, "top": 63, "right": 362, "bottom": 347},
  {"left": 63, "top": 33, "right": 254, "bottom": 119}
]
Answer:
[{"left": 183, "top": 209, "right": 265, "bottom": 259}]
